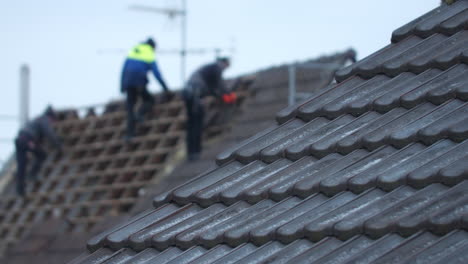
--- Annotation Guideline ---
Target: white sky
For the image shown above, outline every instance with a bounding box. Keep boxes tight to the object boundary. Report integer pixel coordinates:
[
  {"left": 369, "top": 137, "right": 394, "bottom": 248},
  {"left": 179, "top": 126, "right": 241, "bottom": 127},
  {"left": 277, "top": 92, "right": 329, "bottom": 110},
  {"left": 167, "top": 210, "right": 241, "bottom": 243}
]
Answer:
[{"left": 0, "top": 0, "right": 439, "bottom": 163}]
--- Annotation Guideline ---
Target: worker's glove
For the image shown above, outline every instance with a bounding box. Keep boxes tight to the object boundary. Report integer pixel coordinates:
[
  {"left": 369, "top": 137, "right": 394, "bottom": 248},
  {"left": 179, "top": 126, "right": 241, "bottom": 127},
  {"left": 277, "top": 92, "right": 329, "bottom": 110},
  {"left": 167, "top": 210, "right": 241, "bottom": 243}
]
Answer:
[{"left": 222, "top": 92, "right": 237, "bottom": 104}]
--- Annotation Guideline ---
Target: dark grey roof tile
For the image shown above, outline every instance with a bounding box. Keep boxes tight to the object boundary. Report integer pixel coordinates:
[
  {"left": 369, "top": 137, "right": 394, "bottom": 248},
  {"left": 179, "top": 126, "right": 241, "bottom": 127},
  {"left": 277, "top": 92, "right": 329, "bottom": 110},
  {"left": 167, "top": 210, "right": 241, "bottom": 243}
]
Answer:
[
  {"left": 391, "top": 3, "right": 457, "bottom": 42},
  {"left": 223, "top": 197, "right": 302, "bottom": 247},
  {"left": 320, "top": 75, "right": 390, "bottom": 119},
  {"left": 296, "top": 77, "right": 365, "bottom": 120},
  {"left": 333, "top": 186, "right": 416, "bottom": 240},
  {"left": 335, "top": 36, "right": 423, "bottom": 82},
  {"left": 401, "top": 64, "right": 468, "bottom": 109},
  {"left": 311, "top": 235, "right": 374, "bottom": 264},
  {"left": 268, "top": 154, "right": 342, "bottom": 201},
  {"left": 431, "top": 240, "right": 468, "bottom": 264},
  {"left": 216, "top": 126, "right": 277, "bottom": 165},
  {"left": 260, "top": 117, "right": 329, "bottom": 162},
  {"left": 231, "top": 241, "right": 285, "bottom": 264},
  {"left": 439, "top": 8, "right": 468, "bottom": 35},
  {"left": 193, "top": 161, "right": 267, "bottom": 207},
  {"left": 164, "top": 246, "right": 207, "bottom": 264},
  {"left": 372, "top": 69, "right": 443, "bottom": 113},
  {"left": 303, "top": 188, "right": 385, "bottom": 241},
  {"left": 413, "top": 1, "right": 468, "bottom": 37},
  {"left": 242, "top": 157, "right": 319, "bottom": 203},
  {"left": 249, "top": 194, "right": 328, "bottom": 245},
  {"left": 70, "top": 248, "right": 115, "bottom": 264},
  {"left": 348, "top": 144, "right": 426, "bottom": 193},
  {"left": 219, "top": 159, "right": 292, "bottom": 205},
  {"left": 285, "top": 115, "right": 355, "bottom": 160},
  {"left": 389, "top": 99, "right": 464, "bottom": 148},
  {"left": 197, "top": 199, "right": 276, "bottom": 248},
  {"left": 309, "top": 112, "right": 381, "bottom": 158},
  {"left": 407, "top": 31, "right": 468, "bottom": 72},
  {"left": 120, "top": 248, "right": 160, "bottom": 264},
  {"left": 143, "top": 247, "right": 183, "bottom": 264},
  {"left": 128, "top": 203, "right": 202, "bottom": 251},
  {"left": 292, "top": 150, "right": 369, "bottom": 198},
  {"left": 428, "top": 194, "right": 468, "bottom": 235},
  {"left": 419, "top": 103, "right": 468, "bottom": 145},
  {"left": 361, "top": 103, "right": 437, "bottom": 151},
  {"left": 211, "top": 243, "right": 258, "bottom": 264},
  {"left": 189, "top": 245, "right": 233, "bottom": 264},
  {"left": 456, "top": 77, "right": 468, "bottom": 99},
  {"left": 319, "top": 146, "right": 397, "bottom": 196},
  {"left": 337, "top": 31, "right": 468, "bottom": 82},
  {"left": 174, "top": 201, "right": 250, "bottom": 249},
  {"left": 335, "top": 108, "right": 407, "bottom": 154},
  {"left": 383, "top": 34, "right": 448, "bottom": 75},
  {"left": 106, "top": 204, "right": 180, "bottom": 250},
  {"left": 87, "top": 209, "right": 158, "bottom": 251},
  {"left": 448, "top": 117, "right": 468, "bottom": 141},
  {"left": 373, "top": 232, "right": 439, "bottom": 264},
  {"left": 276, "top": 192, "right": 357, "bottom": 244},
  {"left": 233, "top": 119, "right": 306, "bottom": 163},
  {"left": 151, "top": 203, "right": 226, "bottom": 250},
  {"left": 377, "top": 139, "right": 456, "bottom": 191},
  {"left": 406, "top": 139, "right": 468, "bottom": 188},
  {"left": 101, "top": 248, "right": 135, "bottom": 264},
  {"left": 397, "top": 181, "right": 468, "bottom": 236},
  {"left": 275, "top": 97, "right": 312, "bottom": 124},
  {"left": 287, "top": 237, "right": 343, "bottom": 264},
  {"left": 344, "top": 234, "right": 405, "bottom": 264},
  {"left": 439, "top": 155, "right": 468, "bottom": 184},
  {"left": 171, "top": 161, "right": 244, "bottom": 205},
  {"left": 364, "top": 184, "right": 449, "bottom": 238},
  {"left": 346, "top": 73, "right": 415, "bottom": 116},
  {"left": 260, "top": 239, "right": 315, "bottom": 264}
]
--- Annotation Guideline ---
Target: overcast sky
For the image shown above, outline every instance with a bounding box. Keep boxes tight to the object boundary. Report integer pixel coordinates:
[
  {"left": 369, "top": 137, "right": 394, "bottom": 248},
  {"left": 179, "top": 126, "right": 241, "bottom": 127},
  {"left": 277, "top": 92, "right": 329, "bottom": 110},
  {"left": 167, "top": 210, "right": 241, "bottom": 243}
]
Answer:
[{"left": 0, "top": 0, "right": 439, "bottom": 163}]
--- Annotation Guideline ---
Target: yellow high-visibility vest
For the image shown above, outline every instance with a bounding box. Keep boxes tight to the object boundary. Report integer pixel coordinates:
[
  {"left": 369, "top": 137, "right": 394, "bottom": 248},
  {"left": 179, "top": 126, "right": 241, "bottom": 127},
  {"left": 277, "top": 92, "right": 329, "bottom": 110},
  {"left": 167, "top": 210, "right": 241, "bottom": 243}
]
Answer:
[{"left": 127, "top": 44, "right": 155, "bottom": 63}]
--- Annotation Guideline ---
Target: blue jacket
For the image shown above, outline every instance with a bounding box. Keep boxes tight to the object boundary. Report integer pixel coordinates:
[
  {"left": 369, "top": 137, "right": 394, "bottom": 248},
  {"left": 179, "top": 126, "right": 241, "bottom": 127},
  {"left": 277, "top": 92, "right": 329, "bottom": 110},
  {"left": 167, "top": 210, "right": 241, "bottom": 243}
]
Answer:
[{"left": 121, "top": 43, "right": 169, "bottom": 92}]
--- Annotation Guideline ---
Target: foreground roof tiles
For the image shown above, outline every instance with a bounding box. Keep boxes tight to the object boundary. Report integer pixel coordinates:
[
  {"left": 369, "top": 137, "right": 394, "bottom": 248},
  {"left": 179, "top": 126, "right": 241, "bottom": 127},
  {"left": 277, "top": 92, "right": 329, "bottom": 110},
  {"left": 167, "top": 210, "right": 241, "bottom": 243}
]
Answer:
[{"left": 73, "top": 2, "right": 468, "bottom": 264}]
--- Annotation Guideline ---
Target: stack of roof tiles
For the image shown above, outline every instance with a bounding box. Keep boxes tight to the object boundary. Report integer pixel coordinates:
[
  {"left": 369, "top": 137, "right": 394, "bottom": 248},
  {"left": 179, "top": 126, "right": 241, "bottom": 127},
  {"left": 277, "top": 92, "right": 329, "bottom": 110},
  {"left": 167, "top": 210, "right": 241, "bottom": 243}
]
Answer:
[{"left": 71, "top": 2, "right": 468, "bottom": 264}]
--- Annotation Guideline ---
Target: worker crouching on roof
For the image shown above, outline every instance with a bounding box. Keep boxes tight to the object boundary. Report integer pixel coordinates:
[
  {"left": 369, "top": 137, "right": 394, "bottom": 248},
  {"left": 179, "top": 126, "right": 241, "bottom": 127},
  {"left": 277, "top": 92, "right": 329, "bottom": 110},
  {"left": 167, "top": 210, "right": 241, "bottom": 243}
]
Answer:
[
  {"left": 14, "top": 106, "right": 62, "bottom": 196},
  {"left": 182, "top": 57, "right": 237, "bottom": 161},
  {"left": 121, "top": 38, "right": 171, "bottom": 140}
]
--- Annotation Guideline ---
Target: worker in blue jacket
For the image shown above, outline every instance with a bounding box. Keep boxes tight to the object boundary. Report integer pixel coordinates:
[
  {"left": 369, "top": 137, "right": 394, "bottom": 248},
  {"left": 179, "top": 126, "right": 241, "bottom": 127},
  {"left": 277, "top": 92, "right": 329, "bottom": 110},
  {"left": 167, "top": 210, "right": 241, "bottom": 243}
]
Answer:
[{"left": 121, "top": 38, "right": 171, "bottom": 140}]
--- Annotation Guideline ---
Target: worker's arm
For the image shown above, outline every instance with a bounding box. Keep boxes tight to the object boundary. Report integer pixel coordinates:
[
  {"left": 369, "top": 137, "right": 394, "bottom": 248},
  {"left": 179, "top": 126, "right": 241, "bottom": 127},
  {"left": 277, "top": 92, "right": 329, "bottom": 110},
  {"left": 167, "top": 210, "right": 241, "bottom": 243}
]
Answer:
[
  {"left": 39, "top": 118, "right": 62, "bottom": 150},
  {"left": 151, "top": 62, "right": 169, "bottom": 92},
  {"left": 208, "top": 67, "right": 227, "bottom": 98},
  {"left": 120, "top": 60, "right": 129, "bottom": 93}
]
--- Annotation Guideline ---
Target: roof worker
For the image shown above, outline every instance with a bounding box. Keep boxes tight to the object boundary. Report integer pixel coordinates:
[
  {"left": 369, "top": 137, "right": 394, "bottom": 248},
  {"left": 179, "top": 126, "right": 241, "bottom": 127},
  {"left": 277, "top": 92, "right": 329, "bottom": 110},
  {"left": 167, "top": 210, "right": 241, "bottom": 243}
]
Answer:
[
  {"left": 121, "top": 37, "right": 171, "bottom": 140},
  {"left": 14, "top": 106, "right": 62, "bottom": 197},
  {"left": 182, "top": 57, "right": 237, "bottom": 161}
]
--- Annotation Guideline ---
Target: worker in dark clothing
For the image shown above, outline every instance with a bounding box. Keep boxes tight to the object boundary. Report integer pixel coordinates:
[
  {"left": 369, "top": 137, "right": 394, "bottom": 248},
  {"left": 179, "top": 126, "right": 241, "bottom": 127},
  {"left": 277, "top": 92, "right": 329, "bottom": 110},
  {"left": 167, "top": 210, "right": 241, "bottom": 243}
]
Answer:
[
  {"left": 14, "top": 106, "right": 62, "bottom": 196},
  {"left": 121, "top": 38, "right": 171, "bottom": 140},
  {"left": 182, "top": 57, "right": 236, "bottom": 161}
]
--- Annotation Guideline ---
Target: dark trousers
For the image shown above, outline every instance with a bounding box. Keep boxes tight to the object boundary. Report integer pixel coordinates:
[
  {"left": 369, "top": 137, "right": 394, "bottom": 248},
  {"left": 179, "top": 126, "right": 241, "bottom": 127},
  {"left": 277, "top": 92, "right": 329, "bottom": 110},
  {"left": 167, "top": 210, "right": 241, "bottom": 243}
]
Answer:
[
  {"left": 15, "top": 137, "right": 46, "bottom": 195},
  {"left": 184, "top": 96, "right": 204, "bottom": 156},
  {"left": 125, "top": 86, "right": 154, "bottom": 137}
]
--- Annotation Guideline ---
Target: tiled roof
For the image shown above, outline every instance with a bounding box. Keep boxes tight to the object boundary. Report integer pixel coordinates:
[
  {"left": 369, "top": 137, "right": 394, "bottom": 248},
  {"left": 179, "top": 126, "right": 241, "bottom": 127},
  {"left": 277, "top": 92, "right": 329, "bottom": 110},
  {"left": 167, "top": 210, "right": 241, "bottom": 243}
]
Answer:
[{"left": 72, "top": 2, "right": 468, "bottom": 263}]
